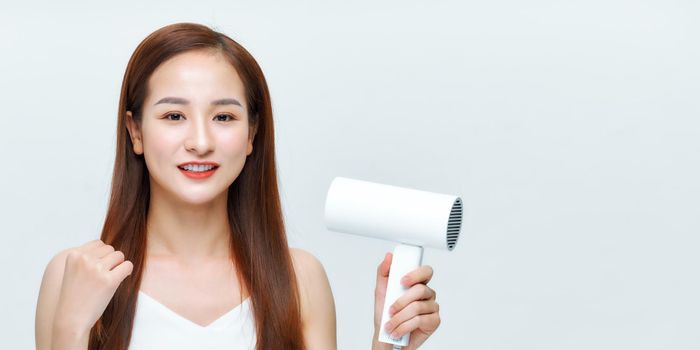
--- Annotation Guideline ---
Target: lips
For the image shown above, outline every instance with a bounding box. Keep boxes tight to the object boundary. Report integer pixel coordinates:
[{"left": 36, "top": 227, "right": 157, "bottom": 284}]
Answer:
[{"left": 177, "top": 161, "right": 220, "bottom": 180}]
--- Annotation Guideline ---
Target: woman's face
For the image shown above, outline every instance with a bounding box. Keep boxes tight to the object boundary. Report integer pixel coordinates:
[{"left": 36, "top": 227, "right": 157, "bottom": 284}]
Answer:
[{"left": 125, "top": 49, "right": 254, "bottom": 206}]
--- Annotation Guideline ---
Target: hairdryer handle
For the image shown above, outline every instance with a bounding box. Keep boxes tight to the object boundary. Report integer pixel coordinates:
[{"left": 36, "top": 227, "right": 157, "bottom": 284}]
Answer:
[{"left": 378, "top": 244, "right": 424, "bottom": 347}]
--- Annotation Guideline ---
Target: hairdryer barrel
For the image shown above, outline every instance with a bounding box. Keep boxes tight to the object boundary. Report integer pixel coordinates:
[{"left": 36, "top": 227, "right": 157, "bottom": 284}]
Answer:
[
  {"left": 324, "top": 176, "right": 462, "bottom": 250},
  {"left": 324, "top": 176, "right": 463, "bottom": 348}
]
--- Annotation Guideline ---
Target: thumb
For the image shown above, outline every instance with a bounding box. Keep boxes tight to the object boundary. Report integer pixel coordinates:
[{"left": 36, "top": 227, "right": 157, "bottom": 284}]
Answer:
[
  {"left": 111, "top": 260, "right": 134, "bottom": 284},
  {"left": 376, "top": 252, "right": 393, "bottom": 280}
]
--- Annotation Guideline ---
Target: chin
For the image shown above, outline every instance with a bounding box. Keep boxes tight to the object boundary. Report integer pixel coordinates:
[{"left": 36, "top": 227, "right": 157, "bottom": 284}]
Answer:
[
  {"left": 168, "top": 186, "right": 227, "bottom": 206},
  {"left": 182, "top": 190, "right": 228, "bottom": 205}
]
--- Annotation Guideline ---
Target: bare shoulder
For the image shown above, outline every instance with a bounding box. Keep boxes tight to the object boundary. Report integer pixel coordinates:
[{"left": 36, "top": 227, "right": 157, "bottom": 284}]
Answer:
[
  {"left": 289, "top": 248, "right": 326, "bottom": 282},
  {"left": 288, "top": 248, "right": 332, "bottom": 308},
  {"left": 288, "top": 247, "right": 337, "bottom": 349},
  {"left": 35, "top": 247, "right": 74, "bottom": 350}
]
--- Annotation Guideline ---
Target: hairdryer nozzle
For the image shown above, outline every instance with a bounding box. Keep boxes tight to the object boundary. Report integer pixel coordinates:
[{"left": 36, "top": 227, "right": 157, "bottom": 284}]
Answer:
[{"left": 447, "top": 197, "right": 462, "bottom": 251}]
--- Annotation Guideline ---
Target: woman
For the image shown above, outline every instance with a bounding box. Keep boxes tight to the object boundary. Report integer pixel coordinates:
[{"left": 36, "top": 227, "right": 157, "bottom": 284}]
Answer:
[{"left": 34, "top": 22, "right": 441, "bottom": 350}]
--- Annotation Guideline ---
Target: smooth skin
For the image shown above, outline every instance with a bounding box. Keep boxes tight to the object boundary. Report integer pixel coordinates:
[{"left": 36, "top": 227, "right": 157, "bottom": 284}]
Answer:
[{"left": 35, "top": 49, "right": 440, "bottom": 349}]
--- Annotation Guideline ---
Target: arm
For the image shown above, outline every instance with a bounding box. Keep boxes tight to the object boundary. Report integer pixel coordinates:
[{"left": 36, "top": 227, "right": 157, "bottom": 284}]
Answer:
[
  {"left": 372, "top": 328, "right": 393, "bottom": 350},
  {"left": 289, "top": 248, "right": 337, "bottom": 350},
  {"left": 35, "top": 249, "right": 90, "bottom": 350}
]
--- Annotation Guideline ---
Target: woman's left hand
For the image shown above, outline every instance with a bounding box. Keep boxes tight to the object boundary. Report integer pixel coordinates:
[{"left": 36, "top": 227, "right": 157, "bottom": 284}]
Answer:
[{"left": 373, "top": 252, "right": 441, "bottom": 350}]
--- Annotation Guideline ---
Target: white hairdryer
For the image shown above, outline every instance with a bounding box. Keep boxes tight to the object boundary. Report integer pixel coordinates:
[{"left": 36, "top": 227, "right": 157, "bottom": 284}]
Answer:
[{"left": 324, "top": 176, "right": 463, "bottom": 348}]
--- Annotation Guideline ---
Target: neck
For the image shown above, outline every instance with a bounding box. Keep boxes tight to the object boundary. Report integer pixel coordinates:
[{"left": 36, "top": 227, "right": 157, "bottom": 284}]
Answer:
[{"left": 145, "top": 183, "right": 232, "bottom": 263}]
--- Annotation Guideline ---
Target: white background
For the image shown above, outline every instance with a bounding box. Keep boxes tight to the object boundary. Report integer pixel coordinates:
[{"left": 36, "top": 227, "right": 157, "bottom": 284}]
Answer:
[{"left": 1, "top": 0, "right": 699, "bottom": 349}]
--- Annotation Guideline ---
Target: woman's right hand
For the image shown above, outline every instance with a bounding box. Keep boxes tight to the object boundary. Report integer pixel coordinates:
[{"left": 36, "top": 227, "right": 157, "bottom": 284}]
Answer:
[{"left": 52, "top": 239, "right": 134, "bottom": 334}]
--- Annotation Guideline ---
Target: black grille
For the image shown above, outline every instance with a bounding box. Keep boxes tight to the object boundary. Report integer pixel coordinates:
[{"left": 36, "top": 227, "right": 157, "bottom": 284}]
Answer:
[{"left": 446, "top": 198, "right": 462, "bottom": 250}]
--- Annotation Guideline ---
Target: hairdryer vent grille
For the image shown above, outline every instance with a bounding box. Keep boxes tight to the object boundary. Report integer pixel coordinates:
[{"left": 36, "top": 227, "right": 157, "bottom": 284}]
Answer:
[{"left": 446, "top": 197, "right": 462, "bottom": 250}]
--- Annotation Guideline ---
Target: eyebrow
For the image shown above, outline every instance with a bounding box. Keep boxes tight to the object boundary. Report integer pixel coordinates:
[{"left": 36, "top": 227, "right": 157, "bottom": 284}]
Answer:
[{"left": 154, "top": 96, "right": 242, "bottom": 107}]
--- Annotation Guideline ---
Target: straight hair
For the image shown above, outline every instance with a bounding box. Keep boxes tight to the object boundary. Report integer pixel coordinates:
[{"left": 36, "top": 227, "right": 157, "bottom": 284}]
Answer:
[{"left": 88, "top": 22, "right": 305, "bottom": 350}]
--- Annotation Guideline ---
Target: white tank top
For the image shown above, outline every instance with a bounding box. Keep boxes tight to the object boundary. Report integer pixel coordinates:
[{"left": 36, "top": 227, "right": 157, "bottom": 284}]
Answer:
[{"left": 128, "top": 290, "right": 257, "bottom": 349}]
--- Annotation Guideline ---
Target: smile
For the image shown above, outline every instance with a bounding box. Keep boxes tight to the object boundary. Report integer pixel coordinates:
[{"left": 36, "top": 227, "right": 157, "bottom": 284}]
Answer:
[
  {"left": 179, "top": 164, "right": 216, "bottom": 172},
  {"left": 177, "top": 165, "right": 219, "bottom": 179}
]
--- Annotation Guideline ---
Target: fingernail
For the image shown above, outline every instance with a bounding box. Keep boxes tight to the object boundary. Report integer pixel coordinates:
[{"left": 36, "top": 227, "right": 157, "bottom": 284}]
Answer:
[
  {"left": 391, "top": 332, "right": 400, "bottom": 339},
  {"left": 401, "top": 276, "right": 409, "bottom": 285},
  {"left": 384, "top": 322, "right": 392, "bottom": 331}
]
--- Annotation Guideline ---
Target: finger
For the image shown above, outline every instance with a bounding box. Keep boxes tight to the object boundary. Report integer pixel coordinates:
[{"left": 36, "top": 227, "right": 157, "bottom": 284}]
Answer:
[
  {"left": 401, "top": 265, "right": 434, "bottom": 287},
  {"left": 100, "top": 251, "right": 126, "bottom": 271},
  {"left": 90, "top": 244, "right": 116, "bottom": 259},
  {"left": 78, "top": 239, "right": 103, "bottom": 251},
  {"left": 389, "top": 311, "right": 441, "bottom": 340},
  {"left": 109, "top": 260, "right": 134, "bottom": 284},
  {"left": 390, "top": 284, "right": 435, "bottom": 316},
  {"left": 376, "top": 252, "right": 393, "bottom": 280},
  {"left": 384, "top": 300, "right": 440, "bottom": 338}
]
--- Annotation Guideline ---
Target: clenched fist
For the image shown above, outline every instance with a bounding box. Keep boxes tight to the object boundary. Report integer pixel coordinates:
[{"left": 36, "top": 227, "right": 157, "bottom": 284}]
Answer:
[{"left": 53, "top": 239, "right": 134, "bottom": 333}]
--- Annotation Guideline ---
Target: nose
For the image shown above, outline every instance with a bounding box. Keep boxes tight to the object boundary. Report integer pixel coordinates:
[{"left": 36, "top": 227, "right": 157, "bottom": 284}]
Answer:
[{"left": 183, "top": 115, "right": 215, "bottom": 155}]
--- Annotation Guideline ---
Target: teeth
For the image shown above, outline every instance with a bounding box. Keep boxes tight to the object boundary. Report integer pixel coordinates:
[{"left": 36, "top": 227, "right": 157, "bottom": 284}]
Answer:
[{"left": 181, "top": 164, "right": 215, "bottom": 172}]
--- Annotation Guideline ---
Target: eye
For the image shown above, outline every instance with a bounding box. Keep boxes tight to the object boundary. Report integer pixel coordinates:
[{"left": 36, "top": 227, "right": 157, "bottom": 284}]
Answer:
[
  {"left": 215, "top": 114, "right": 235, "bottom": 122},
  {"left": 165, "top": 113, "right": 184, "bottom": 121}
]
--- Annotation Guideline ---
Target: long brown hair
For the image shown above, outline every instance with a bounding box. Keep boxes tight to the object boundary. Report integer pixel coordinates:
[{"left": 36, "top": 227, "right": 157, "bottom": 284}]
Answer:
[{"left": 88, "top": 22, "right": 305, "bottom": 349}]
